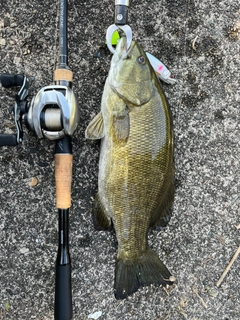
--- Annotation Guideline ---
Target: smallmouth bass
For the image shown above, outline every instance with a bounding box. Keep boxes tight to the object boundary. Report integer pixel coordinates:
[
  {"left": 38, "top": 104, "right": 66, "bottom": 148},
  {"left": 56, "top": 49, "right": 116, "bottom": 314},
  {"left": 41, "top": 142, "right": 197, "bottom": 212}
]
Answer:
[{"left": 86, "top": 37, "right": 175, "bottom": 299}]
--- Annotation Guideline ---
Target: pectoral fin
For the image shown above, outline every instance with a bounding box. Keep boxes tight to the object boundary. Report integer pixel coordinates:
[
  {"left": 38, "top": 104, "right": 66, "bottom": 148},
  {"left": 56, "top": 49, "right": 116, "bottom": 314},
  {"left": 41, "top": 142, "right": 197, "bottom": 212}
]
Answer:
[
  {"left": 113, "top": 113, "right": 130, "bottom": 141},
  {"left": 85, "top": 112, "right": 104, "bottom": 140}
]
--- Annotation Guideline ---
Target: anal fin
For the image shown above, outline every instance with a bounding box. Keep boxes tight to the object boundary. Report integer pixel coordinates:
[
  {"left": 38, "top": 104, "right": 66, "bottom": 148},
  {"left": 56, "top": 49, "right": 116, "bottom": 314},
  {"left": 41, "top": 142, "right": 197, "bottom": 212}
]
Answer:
[
  {"left": 150, "top": 177, "right": 175, "bottom": 228},
  {"left": 92, "top": 193, "right": 112, "bottom": 231}
]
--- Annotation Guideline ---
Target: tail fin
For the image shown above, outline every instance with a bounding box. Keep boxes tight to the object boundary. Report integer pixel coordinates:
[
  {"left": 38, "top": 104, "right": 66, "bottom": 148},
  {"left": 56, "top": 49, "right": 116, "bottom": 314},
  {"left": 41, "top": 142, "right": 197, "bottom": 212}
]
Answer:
[{"left": 114, "top": 248, "right": 175, "bottom": 299}]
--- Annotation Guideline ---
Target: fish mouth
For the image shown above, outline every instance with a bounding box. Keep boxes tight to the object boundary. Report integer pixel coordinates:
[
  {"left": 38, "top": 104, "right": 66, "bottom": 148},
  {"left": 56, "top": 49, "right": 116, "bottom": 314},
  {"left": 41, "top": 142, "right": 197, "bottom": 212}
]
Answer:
[{"left": 116, "top": 37, "right": 136, "bottom": 59}]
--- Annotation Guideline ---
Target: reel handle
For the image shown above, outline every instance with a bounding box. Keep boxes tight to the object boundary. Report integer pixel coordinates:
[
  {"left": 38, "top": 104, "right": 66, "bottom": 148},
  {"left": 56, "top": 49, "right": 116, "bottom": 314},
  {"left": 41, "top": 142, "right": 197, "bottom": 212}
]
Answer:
[{"left": 0, "top": 73, "right": 29, "bottom": 146}]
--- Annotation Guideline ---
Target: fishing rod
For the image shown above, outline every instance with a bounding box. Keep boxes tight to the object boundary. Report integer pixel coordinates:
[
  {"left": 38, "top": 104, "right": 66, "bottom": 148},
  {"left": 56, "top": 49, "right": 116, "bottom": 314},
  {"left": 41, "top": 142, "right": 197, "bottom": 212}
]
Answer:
[
  {"left": 0, "top": 0, "right": 79, "bottom": 318},
  {"left": 51, "top": 1, "right": 77, "bottom": 317}
]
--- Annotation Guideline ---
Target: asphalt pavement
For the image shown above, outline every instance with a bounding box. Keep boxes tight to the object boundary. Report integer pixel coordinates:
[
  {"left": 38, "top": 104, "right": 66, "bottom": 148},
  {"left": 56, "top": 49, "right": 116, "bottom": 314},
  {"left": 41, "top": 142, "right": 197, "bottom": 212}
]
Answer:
[{"left": 0, "top": 0, "right": 239, "bottom": 319}]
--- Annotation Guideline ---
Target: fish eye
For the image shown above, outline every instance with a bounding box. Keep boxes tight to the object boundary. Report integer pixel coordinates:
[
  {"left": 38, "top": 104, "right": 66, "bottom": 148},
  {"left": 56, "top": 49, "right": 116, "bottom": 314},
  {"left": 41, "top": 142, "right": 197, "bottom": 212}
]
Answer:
[{"left": 137, "top": 56, "right": 146, "bottom": 65}]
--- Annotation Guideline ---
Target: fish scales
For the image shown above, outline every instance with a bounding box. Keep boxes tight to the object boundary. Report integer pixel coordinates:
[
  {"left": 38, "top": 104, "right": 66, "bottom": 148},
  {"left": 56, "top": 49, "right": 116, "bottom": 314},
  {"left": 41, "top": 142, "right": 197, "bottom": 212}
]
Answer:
[{"left": 86, "top": 37, "right": 175, "bottom": 299}]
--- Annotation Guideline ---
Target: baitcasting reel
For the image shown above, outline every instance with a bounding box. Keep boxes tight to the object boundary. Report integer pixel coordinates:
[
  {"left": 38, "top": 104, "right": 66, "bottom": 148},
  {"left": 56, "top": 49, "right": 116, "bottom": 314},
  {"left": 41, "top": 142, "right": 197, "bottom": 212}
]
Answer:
[
  {"left": 0, "top": 69, "right": 79, "bottom": 145},
  {"left": 26, "top": 68, "right": 79, "bottom": 140}
]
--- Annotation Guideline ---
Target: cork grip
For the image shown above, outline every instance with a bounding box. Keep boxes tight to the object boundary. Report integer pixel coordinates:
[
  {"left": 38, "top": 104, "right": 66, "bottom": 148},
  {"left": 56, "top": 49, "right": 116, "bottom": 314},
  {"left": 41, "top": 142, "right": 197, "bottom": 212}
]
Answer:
[
  {"left": 54, "top": 69, "right": 73, "bottom": 82},
  {"left": 55, "top": 154, "right": 73, "bottom": 209}
]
